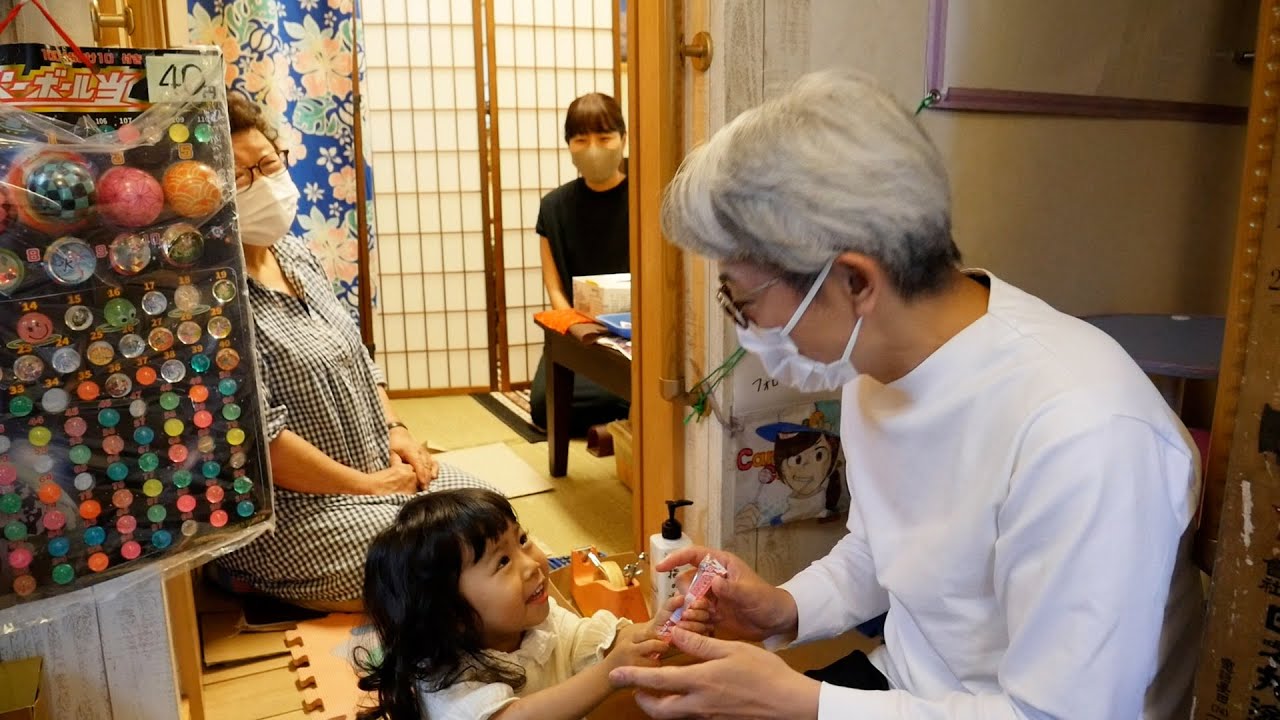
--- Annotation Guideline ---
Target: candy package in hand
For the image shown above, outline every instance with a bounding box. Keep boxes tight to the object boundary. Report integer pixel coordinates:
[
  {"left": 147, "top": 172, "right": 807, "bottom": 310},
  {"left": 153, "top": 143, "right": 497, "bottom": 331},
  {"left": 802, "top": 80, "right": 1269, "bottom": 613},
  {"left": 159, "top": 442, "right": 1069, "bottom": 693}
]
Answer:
[{"left": 657, "top": 553, "right": 728, "bottom": 641}]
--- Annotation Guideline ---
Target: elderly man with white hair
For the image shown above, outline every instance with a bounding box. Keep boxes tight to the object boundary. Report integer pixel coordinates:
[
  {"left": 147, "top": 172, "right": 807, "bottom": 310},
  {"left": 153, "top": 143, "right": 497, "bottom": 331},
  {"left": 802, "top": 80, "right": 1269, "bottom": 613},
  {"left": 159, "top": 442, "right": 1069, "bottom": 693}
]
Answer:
[{"left": 609, "top": 70, "right": 1204, "bottom": 719}]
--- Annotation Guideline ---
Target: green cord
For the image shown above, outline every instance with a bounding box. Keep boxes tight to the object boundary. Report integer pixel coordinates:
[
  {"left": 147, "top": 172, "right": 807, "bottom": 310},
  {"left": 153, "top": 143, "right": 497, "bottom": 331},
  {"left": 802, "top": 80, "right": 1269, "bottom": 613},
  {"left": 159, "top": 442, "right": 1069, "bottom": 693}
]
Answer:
[
  {"left": 684, "top": 347, "right": 747, "bottom": 424},
  {"left": 916, "top": 90, "right": 941, "bottom": 115}
]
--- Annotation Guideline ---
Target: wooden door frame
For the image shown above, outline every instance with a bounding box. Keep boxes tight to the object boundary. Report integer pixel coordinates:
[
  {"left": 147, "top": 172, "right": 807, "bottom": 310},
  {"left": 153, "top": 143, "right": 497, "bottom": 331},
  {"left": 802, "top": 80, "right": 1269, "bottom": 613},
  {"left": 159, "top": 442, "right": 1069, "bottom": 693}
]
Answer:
[{"left": 628, "top": 0, "right": 686, "bottom": 548}]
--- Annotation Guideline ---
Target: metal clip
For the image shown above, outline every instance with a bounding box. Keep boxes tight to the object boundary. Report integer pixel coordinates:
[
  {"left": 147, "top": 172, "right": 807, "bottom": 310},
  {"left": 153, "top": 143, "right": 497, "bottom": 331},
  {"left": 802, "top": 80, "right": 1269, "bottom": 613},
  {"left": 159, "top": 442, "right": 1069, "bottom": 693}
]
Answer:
[
  {"left": 702, "top": 388, "right": 742, "bottom": 432},
  {"left": 622, "top": 561, "right": 644, "bottom": 584}
]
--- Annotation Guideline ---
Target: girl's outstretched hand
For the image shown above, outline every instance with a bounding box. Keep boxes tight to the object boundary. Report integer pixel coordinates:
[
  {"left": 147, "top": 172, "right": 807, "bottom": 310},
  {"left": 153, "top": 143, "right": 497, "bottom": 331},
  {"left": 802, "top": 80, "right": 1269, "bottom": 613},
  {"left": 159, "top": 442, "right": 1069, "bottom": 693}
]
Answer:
[
  {"left": 605, "top": 623, "right": 669, "bottom": 670},
  {"left": 650, "top": 590, "right": 713, "bottom": 638}
]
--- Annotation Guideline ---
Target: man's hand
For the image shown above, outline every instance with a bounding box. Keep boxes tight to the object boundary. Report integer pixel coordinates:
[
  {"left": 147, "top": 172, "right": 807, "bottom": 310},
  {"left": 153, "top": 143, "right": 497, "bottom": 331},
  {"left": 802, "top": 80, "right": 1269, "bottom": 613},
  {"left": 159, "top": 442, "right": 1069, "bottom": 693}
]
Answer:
[
  {"left": 609, "top": 629, "right": 820, "bottom": 720},
  {"left": 658, "top": 546, "right": 798, "bottom": 642},
  {"left": 388, "top": 425, "right": 439, "bottom": 490}
]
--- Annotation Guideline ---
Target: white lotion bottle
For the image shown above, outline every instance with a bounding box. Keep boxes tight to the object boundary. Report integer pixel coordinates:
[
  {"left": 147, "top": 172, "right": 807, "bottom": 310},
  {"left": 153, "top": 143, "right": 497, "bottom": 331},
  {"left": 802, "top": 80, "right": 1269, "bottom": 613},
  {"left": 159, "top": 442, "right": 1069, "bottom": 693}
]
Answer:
[{"left": 650, "top": 499, "right": 694, "bottom": 612}]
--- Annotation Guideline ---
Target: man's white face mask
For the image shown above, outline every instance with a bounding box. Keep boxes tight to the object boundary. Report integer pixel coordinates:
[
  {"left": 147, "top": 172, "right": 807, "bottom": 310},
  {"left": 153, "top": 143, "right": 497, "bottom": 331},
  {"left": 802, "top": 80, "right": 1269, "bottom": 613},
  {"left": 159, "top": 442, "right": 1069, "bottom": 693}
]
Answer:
[{"left": 734, "top": 258, "right": 862, "bottom": 394}]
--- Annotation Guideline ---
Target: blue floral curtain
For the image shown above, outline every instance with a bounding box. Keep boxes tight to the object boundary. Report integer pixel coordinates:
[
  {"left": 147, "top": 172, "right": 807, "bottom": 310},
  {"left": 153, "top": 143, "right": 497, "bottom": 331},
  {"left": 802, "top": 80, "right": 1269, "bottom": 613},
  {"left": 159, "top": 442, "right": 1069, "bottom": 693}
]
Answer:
[{"left": 187, "top": 0, "right": 374, "bottom": 315}]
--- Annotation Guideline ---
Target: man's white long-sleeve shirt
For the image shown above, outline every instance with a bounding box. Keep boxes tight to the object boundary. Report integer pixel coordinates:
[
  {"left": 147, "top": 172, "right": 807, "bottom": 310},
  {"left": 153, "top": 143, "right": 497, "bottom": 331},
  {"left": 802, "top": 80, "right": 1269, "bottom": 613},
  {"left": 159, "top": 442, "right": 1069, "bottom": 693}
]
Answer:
[{"left": 780, "top": 273, "right": 1205, "bottom": 720}]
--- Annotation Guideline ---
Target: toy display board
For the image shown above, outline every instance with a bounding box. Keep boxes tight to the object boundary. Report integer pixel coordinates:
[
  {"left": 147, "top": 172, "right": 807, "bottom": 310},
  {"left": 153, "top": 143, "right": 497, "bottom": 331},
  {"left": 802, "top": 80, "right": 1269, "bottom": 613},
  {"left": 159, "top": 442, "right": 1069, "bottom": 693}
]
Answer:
[
  {"left": 0, "top": 44, "right": 271, "bottom": 611},
  {"left": 732, "top": 399, "right": 848, "bottom": 534}
]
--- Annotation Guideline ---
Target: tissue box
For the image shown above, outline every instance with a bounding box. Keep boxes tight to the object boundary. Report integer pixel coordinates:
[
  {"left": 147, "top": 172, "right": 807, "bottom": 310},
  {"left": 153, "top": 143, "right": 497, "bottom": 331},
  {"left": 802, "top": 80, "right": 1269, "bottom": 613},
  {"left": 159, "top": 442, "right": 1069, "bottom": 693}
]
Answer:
[
  {"left": 0, "top": 658, "right": 46, "bottom": 720},
  {"left": 572, "top": 273, "right": 631, "bottom": 318}
]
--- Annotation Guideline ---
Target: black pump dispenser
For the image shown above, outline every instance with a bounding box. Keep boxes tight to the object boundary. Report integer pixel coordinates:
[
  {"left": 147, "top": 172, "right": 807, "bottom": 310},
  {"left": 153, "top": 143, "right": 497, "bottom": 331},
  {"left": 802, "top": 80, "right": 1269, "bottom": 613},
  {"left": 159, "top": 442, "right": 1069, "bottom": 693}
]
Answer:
[{"left": 662, "top": 499, "right": 693, "bottom": 540}]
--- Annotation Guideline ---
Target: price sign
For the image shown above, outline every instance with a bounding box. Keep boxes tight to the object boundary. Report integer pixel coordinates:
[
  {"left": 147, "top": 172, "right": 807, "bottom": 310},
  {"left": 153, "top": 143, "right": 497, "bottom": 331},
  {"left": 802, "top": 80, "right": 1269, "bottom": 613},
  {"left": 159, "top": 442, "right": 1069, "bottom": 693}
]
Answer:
[{"left": 145, "top": 54, "right": 221, "bottom": 103}]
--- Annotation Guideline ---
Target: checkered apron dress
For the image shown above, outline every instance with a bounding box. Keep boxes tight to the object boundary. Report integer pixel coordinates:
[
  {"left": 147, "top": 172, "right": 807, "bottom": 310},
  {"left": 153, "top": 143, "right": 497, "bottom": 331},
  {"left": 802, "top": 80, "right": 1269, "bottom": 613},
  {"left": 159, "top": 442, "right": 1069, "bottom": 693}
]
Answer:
[{"left": 215, "top": 236, "right": 494, "bottom": 602}]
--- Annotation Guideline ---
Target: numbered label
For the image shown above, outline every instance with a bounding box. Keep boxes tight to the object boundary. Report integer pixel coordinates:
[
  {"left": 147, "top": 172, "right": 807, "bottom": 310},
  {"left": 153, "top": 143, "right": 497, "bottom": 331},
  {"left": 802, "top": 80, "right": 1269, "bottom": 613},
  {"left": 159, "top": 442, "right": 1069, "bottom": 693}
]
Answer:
[{"left": 145, "top": 54, "right": 221, "bottom": 103}]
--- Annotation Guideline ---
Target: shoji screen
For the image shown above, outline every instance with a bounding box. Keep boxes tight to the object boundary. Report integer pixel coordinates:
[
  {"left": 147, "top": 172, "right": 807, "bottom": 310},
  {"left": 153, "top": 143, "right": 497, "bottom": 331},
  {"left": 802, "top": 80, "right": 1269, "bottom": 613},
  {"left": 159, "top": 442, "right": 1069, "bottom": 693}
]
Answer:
[
  {"left": 489, "top": 0, "right": 616, "bottom": 386},
  {"left": 364, "top": 0, "right": 492, "bottom": 393}
]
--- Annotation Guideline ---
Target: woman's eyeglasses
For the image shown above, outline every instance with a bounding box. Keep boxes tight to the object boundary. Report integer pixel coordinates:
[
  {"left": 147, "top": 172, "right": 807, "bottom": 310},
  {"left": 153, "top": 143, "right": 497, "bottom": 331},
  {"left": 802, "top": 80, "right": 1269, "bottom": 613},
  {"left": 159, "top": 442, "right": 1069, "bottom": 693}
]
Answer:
[
  {"left": 235, "top": 149, "right": 290, "bottom": 190},
  {"left": 716, "top": 276, "right": 782, "bottom": 328}
]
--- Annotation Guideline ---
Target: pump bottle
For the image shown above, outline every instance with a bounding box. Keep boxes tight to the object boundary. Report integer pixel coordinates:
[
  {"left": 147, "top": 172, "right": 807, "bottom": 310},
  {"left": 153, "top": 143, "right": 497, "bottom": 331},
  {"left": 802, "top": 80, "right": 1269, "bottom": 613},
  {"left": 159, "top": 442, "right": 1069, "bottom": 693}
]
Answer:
[{"left": 650, "top": 499, "right": 694, "bottom": 611}]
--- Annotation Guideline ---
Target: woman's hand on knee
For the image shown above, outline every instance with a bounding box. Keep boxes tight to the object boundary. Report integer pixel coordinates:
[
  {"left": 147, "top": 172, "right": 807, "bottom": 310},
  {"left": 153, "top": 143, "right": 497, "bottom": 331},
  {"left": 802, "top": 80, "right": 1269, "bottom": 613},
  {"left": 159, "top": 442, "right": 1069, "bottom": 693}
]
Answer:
[
  {"left": 388, "top": 426, "right": 440, "bottom": 488},
  {"left": 367, "top": 453, "right": 418, "bottom": 495}
]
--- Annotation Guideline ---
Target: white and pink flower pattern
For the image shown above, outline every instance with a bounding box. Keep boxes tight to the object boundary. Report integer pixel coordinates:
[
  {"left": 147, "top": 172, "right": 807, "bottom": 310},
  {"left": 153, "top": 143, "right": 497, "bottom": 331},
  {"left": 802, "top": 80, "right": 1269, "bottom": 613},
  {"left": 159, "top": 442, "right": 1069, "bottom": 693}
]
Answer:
[{"left": 188, "top": 0, "right": 374, "bottom": 314}]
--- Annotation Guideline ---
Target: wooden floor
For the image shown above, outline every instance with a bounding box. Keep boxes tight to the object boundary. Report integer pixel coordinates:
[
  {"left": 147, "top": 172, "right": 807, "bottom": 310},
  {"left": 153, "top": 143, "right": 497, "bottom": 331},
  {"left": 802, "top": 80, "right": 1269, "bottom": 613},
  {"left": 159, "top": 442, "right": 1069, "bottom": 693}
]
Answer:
[
  {"left": 201, "top": 660, "right": 309, "bottom": 720},
  {"left": 188, "top": 396, "right": 633, "bottom": 719}
]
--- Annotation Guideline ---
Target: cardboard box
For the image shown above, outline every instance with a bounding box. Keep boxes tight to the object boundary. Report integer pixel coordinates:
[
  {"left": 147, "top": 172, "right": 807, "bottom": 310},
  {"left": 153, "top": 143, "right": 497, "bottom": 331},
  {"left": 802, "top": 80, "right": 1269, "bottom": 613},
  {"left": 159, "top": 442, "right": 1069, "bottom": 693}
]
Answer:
[
  {"left": 572, "top": 273, "right": 632, "bottom": 318},
  {"left": 0, "top": 657, "right": 46, "bottom": 720}
]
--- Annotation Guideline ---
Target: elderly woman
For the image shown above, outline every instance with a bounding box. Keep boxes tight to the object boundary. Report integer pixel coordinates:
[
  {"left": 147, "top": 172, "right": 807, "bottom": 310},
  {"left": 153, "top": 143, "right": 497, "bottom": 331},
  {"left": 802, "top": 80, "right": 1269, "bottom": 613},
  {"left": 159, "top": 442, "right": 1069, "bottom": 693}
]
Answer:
[
  {"left": 214, "top": 93, "right": 495, "bottom": 611},
  {"left": 609, "top": 71, "right": 1204, "bottom": 719}
]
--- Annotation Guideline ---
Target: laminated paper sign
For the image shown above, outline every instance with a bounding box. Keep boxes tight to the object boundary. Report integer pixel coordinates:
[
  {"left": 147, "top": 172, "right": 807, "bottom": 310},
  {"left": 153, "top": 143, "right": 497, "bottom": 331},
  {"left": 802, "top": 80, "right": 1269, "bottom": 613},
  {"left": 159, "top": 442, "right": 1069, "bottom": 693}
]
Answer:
[{"left": 732, "top": 399, "right": 848, "bottom": 533}]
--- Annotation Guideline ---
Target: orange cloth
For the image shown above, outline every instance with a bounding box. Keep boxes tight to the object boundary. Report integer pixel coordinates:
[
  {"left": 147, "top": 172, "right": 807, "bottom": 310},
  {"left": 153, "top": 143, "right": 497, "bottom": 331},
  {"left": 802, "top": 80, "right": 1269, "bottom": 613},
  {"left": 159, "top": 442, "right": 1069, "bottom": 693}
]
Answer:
[{"left": 535, "top": 308, "right": 598, "bottom": 334}]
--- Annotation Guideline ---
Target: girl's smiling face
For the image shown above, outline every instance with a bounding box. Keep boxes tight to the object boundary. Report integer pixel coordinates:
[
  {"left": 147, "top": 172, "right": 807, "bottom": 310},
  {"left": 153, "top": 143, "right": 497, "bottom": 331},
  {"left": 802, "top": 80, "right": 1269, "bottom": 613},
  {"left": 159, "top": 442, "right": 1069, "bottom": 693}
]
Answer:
[{"left": 458, "top": 523, "right": 551, "bottom": 653}]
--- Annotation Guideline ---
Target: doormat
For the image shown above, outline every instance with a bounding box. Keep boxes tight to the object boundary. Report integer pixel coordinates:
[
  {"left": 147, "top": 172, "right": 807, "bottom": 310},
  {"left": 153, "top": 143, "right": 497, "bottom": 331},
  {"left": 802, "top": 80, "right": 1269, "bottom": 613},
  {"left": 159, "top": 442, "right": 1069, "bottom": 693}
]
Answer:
[
  {"left": 435, "top": 443, "right": 553, "bottom": 499},
  {"left": 470, "top": 390, "right": 545, "bottom": 443}
]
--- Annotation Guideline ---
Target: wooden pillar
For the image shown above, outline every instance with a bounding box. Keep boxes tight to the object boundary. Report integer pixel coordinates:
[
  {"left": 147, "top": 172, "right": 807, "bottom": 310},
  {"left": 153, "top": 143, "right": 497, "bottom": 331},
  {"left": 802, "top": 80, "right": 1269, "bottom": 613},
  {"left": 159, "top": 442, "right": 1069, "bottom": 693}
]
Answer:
[{"left": 629, "top": 0, "right": 686, "bottom": 548}]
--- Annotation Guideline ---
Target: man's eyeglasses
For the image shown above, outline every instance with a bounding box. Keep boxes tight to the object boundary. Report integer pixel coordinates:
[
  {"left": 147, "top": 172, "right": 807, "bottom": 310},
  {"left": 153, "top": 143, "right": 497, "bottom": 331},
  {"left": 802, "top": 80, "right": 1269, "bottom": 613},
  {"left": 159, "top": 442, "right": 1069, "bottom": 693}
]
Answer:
[
  {"left": 235, "top": 149, "right": 290, "bottom": 191},
  {"left": 716, "top": 276, "right": 782, "bottom": 328}
]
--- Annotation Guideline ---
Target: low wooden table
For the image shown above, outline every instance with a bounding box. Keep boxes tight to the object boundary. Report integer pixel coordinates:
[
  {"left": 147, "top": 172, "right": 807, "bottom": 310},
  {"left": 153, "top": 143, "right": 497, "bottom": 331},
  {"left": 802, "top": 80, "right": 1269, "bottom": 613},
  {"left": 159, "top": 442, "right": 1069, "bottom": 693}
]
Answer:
[
  {"left": 536, "top": 318, "right": 632, "bottom": 477},
  {"left": 1081, "top": 314, "right": 1224, "bottom": 410}
]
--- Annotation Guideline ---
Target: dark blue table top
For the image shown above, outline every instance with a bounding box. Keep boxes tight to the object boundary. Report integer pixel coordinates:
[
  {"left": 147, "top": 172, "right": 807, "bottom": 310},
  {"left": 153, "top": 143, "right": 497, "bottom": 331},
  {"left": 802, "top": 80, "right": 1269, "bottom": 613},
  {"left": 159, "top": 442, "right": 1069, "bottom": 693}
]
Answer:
[{"left": 1081, "top": 314, "right": 1224, "bottom": 380}]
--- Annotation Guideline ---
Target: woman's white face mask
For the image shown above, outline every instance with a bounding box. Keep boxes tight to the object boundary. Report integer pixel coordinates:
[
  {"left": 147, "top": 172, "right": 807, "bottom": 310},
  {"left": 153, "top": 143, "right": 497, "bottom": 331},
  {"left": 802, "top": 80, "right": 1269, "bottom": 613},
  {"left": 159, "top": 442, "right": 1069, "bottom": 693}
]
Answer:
[
  {"left": 235, "top": 169, "right": 300, "bottom": 247},
  {"left": 735, "top": 258, "right": 862, "bottom": 394},
  {"left": 571, "top": 144, "right": 623, "bottom": 185}
]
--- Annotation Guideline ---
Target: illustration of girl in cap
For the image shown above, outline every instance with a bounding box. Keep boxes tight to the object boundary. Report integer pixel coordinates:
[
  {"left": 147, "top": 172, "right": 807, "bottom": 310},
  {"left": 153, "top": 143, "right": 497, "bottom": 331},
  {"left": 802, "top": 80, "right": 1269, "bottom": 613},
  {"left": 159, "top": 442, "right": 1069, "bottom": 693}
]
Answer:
[{"left": 736, "top": 406, "right": 844, "bottom": 532}]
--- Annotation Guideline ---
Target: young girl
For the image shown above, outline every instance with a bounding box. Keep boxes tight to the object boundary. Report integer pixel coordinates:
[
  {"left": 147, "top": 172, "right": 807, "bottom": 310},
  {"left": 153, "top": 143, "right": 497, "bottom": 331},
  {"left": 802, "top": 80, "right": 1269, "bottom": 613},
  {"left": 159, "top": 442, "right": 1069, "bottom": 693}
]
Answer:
[{"left": 357, "top": 488, "right": 697, "bottom": 720}]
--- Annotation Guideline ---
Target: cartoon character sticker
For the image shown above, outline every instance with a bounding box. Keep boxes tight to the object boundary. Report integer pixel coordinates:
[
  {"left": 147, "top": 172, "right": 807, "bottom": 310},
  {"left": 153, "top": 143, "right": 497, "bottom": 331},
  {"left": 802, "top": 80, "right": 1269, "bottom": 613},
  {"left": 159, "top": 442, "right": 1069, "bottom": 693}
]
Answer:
[{"left": 735, "top": 401, "right": 847, "bottom": 532}]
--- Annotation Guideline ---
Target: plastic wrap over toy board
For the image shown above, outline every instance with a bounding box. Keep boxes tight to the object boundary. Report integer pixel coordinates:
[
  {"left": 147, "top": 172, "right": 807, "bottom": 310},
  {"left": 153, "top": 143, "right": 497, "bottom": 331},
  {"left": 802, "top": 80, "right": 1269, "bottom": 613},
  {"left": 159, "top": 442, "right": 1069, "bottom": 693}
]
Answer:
[{"left": 0, "top": 44, "right": 273, "bottom": 615}]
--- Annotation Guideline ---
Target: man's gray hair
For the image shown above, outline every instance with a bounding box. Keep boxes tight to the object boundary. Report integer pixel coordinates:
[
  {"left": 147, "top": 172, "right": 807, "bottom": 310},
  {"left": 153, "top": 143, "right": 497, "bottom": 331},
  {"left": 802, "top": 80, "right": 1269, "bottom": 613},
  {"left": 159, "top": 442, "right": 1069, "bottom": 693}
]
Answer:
[{"left": 662, "top": 69, "right": 959, "bottom": 297}]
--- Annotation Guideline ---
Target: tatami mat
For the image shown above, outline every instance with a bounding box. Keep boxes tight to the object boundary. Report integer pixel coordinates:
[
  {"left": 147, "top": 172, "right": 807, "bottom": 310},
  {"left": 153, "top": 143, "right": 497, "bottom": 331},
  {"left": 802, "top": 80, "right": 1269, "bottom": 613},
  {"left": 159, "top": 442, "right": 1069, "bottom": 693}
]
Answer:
[
  {"left": 395, "top": 395, "right": 634, "bottom": 555},
  {"left": 393, "top": 395, "right": 525, "bottom": 450},
  {"left": 505, "top": 442, "right": 634, "bottom": 556}
]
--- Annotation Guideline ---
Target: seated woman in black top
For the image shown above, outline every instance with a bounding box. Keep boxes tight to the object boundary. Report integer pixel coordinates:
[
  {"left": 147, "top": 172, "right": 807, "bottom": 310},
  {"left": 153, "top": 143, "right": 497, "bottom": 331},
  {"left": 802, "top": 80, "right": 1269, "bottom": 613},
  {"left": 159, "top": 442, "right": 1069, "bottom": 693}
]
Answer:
[{"left": 529, "top": 93, "right": 630, "bottom": 435}]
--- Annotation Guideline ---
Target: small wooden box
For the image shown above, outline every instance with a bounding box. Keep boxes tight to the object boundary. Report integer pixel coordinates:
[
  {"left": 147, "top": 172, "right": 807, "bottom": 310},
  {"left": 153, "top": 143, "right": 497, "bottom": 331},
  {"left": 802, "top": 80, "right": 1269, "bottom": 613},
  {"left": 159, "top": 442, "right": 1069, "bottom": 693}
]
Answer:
[{"left": 0, "top": 657, "right": 47, "bottom": 720}]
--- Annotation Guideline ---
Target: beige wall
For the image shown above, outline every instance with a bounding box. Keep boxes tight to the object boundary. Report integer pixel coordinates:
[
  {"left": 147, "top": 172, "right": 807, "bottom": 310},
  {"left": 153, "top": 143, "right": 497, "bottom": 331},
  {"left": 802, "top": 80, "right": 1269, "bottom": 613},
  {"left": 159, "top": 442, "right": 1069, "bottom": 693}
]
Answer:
[
  {"left": 0, "top": 0, "right": 94, "bottom": 45},
  {"left": 810, "top": 1, "right": 1244, "bottom": 316}
]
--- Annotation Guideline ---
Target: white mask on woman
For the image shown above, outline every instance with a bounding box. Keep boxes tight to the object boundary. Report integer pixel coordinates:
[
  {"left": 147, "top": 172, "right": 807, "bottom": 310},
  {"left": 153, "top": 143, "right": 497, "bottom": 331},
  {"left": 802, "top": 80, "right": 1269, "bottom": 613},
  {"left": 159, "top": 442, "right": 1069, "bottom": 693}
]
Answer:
[
  {"left": 735, "top": 257, "right": 862, "bottom": 394},
  {"left": 236, "top": 169, "right": 300, "bottom": 247}
]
